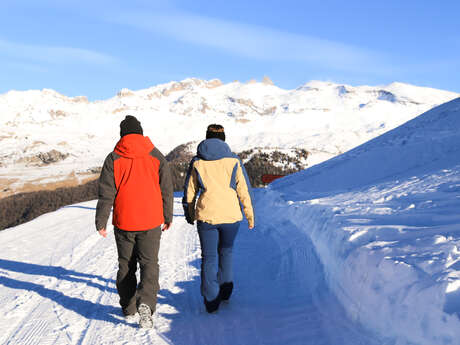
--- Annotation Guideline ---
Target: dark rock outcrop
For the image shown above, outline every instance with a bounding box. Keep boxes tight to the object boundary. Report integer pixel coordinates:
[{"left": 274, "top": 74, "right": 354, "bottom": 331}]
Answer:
[{"left": 165, "top": 143, "right": 309, "bottom": 190}]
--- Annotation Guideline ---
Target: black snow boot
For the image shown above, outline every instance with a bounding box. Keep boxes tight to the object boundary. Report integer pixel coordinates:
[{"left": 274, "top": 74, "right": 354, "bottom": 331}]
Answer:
[
  {"left": 219, "top": 282, "right": 234, "bottom": 301},
  {"left": 204, "top": 294, "right": 221, "bottom": 313}
]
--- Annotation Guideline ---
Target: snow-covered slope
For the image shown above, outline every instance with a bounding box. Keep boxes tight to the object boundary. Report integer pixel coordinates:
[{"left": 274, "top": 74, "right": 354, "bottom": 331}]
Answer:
[
  {"left": 1, "top": 97, "right": 460, "bottom": 344},
  {"left": 0, "top": 198, "right": 379, "bottom": 345},
  {"left": 259, "top": 98, "right": 460, "bottom": 344},
  {"left": 0, "top": 78, "right": 458, "bottom": 196}
]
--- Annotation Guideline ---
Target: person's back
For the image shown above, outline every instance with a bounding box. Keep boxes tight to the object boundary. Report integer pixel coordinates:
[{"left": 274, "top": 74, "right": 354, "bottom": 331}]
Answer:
[
  {"left": 186, "top": 138, "right": 253, "bottom": 226},
  {"left": 111, "top": 134, "right": 165, "bottom": 230}
]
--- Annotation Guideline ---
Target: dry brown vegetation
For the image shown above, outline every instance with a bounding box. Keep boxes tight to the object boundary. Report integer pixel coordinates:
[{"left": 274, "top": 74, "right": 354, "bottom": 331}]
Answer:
[
  {"left": 0, "top": 179, "right": 98, "bottom": 231},
  {"left": 0, "top": 175, "right": 98, "bottom": 198}
]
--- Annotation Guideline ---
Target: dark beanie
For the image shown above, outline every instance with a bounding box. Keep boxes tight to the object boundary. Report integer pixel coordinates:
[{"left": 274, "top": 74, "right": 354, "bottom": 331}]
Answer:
[
  {"left": 206, "top": 124, "right": 225, "bottom": 141},
  {"left": 120, "top": 115, "right": 143, "bottom": 137}
]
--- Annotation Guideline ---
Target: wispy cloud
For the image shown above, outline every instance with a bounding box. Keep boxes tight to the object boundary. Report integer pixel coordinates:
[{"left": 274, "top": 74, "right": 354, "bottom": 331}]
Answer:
[
  {"left": 107, "top": 10, "right": 397, "bottom": 75},
  {"left": 0, "top": 38, "right": 117, "bottom": 66}
]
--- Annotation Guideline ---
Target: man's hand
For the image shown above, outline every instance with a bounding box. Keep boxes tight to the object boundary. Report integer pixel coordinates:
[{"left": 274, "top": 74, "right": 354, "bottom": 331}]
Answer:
[
  {"left": 162, "top": 222, "right": 172, "bottom": 231},
  {"left": 249, "top": 224, "right": 254, "bottom": 230},
  {"left": 98, "top": 228, "right": 108, "bottom": 238}
]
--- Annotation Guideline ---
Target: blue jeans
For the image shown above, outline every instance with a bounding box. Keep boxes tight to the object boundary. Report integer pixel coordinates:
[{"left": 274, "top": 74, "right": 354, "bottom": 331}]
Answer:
[{"left": 197, "top": 221, "right": 240, "bottom": 301}]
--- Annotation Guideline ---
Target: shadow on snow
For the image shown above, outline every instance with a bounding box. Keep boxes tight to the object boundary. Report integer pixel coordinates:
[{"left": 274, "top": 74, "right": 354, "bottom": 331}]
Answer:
[
  {"left": 0, "top": 258, "right": 128, "bottom": 326},
  {"left": 156, "top": 220, "right": 381, "bottom": 345}
]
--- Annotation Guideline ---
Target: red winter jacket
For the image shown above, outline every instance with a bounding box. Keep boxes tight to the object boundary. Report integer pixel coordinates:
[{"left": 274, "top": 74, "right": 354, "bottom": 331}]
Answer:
[{"left": 95, "top": 134, "right": 173, "bottom": 231}]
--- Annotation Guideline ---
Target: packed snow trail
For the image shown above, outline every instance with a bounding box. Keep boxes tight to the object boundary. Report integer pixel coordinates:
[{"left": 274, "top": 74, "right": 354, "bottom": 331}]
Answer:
[{"left": 0, "top": 197, "right": 380, "bottom": 345}]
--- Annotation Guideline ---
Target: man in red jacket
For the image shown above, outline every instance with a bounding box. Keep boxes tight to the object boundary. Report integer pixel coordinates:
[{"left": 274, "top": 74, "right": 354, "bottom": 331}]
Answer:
[{"left": 95, "top": 115, "right": 173, "bottom": 328}]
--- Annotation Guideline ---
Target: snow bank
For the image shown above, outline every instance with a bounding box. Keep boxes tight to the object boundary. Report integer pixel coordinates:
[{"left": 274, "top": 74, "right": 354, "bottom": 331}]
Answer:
[{"left": 257, "top": 98, "right": 460, "bottom": 344}]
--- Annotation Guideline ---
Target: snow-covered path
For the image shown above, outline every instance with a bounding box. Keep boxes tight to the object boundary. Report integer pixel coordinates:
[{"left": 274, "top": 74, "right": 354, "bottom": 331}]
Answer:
[{"left": 0, "top": 197, "right": 379, "bottom": 345}]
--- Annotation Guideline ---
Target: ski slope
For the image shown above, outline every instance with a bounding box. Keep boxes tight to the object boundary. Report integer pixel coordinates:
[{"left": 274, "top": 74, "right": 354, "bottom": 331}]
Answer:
[{"left": 0, "top": 198, "right": 378, "bottom": 345}]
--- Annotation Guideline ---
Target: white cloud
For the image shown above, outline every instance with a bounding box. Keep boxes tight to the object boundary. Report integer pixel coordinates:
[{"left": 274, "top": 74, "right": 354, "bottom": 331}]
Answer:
[
  {"left": 0, "top": 38, "right": 117, "bottom": 66},
  {"left": 107, "top": 10, "right": 396, "bottom": 75}
]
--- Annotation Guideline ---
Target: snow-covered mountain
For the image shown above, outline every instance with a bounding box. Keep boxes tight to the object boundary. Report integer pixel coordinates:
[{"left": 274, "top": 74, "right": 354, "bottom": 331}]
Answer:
[
  {"left": 0, "top": 78, "right": 458, "bottom": 196},
  {"left": 1, "top": 96, "right": 460, "bottom": 344}
]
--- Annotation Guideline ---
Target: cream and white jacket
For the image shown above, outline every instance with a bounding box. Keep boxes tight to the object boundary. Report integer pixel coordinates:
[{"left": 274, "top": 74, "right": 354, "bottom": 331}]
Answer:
[{"left": 182, "top": 139, "right": 254, "bottom": 227}]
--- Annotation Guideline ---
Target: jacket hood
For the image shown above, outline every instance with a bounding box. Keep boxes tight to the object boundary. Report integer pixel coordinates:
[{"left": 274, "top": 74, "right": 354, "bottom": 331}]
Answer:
[
  {"left": 197, "top": 138, "right": 235, "bottom": 161},
  {"left": 114, "top": 134, "right": 154, "bottom": 158}
]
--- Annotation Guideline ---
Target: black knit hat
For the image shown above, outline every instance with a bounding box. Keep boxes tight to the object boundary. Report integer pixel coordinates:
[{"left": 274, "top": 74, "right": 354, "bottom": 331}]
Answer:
[
  {"left": 120, "top": 115, "right": 143, "bottom": 137},
  {"left": 206, "top": 124, "right": 225, "bottom": 141}
]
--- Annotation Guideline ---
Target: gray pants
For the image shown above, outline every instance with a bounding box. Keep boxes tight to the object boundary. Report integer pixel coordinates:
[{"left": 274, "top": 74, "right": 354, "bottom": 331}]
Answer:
[{"left": 114, "top": 226, "right": 161, "bottom": 315}]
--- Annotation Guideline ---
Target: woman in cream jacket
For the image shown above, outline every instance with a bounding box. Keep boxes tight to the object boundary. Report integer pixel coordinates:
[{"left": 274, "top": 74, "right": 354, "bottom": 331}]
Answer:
[{"left": 183, "top": 124, "right": 254, "bottom": 313}]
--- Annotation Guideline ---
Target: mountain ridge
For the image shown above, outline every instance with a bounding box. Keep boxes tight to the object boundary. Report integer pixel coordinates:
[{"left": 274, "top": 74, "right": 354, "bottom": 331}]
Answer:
[{"left": 0, "top": 78, "right": 458, "bottom": 196}]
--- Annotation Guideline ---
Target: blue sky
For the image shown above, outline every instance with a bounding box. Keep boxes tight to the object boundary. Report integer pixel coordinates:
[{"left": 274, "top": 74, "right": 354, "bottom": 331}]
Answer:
[{"left": 1, "top": 0, "right": 459, "bottom": 100}]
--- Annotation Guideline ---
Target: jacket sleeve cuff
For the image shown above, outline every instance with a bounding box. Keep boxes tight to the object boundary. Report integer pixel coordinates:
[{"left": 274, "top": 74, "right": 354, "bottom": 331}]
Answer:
[{"left": 95, "top": 221, "right": 106, "bottom": 231}]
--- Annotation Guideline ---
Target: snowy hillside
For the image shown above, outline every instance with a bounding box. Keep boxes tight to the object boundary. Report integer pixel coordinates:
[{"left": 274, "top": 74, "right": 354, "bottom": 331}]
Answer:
[
  {"left": 262, "top": 97, "right": 460, "bottom": 344},
  {"left": 0, "top": 78, "right": 458, "bottom": 196},
  {"left": 1, "top": 98, "right": 460, "bottom": 344}
]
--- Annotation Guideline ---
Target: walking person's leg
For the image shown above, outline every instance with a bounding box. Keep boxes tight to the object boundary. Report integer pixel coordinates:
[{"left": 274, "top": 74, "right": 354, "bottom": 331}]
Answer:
[
  {"left": 197, "top": 221, "right": 221, "bottom": 312},
  {"left": 114, "top": 228, "right": 138, "bottom": 316},
  {"left": 217, "top": 222, "right": 240, "bottom": 301},
  {"left": 135, "top": 226, "right": 162, "bottom": 328},
  {"left": 135, "top": 227, "right": 162, "bottom": 311}
]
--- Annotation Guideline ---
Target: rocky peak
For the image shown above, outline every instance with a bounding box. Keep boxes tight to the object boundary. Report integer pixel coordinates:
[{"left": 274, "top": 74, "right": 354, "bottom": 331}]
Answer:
[
  {"left": 117, "top": 88, "right": 134, "bottom": 97},
  {"left": 165, "top": 141, "right": 196, "bottom": 163},
  {"left": 262, "top": 76, "right": 274, "bottom": 85}
]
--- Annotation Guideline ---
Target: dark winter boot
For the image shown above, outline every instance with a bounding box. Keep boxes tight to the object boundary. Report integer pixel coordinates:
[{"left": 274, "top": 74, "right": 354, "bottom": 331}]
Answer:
[
  {"left": 122, "top": 305, "right": 137, "bottom": 317},
  {"left": 204, "top": 294, "right": 221, "bottom": 313},
  {"left": 219, "top": 282, "right": 234, "bottom": 301}
]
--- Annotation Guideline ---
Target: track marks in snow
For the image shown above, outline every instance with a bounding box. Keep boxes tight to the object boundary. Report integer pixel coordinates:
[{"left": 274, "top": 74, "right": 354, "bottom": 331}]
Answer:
[
  {"left": 1, "top": 225, "right": 117, "bottom": 344},
  {"left": 158, "top": 205, "right": 381, "bottom": 345},
  {"left": 0, "top": 198, "right": 382, "bottom": 344}
]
